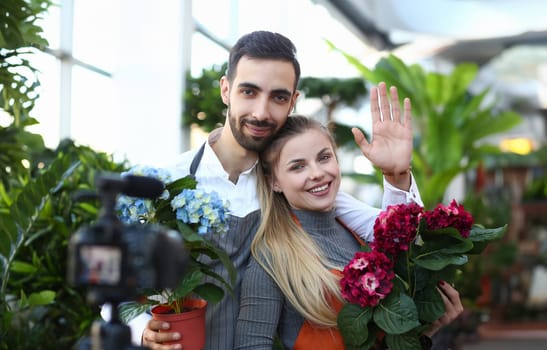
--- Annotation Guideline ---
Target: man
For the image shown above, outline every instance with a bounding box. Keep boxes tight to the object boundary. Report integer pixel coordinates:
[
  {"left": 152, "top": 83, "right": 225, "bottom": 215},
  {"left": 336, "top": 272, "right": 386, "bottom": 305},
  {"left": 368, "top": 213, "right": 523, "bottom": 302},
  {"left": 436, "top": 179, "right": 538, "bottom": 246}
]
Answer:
[{"left": 133, "top": 30, "right": 427, "bottom": 350}]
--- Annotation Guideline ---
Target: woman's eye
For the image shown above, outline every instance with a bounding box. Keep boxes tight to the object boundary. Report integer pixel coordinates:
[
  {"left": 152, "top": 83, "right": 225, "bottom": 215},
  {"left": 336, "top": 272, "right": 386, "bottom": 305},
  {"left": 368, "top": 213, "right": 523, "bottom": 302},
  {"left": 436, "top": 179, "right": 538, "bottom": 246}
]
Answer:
[{"left": 319, "top": 154, "right": 332, "bottom": 162}]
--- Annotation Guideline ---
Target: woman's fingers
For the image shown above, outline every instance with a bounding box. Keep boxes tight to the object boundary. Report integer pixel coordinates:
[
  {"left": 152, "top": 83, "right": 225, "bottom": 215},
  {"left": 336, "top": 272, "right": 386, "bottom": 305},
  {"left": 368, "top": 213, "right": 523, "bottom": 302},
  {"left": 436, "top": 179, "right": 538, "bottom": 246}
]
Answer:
[
  {"left": 378, "top": 82, "right": 391, "bottom": 121},
  {"left": 389, "top": 86, "right": 400, "bottom": 122},
  {"left": 370, "top": 86, "right": 381, "bottom": 124}
]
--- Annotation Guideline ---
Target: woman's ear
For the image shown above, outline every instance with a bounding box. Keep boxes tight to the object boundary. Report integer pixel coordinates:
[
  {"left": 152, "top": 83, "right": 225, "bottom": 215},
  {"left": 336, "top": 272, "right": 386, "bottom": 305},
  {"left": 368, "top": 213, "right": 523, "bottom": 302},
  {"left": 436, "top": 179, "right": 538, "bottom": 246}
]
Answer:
[{"left": 272, "top": 180, "right": 282, "bottom": 193}]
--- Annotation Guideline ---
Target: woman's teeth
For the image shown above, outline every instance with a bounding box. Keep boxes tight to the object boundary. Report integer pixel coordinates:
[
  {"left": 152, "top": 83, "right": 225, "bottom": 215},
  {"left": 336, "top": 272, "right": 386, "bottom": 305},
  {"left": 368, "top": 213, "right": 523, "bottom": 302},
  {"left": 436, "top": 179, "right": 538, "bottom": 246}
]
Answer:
[{"left": 309, "top": 184, "right": 328, "bottom": 193}]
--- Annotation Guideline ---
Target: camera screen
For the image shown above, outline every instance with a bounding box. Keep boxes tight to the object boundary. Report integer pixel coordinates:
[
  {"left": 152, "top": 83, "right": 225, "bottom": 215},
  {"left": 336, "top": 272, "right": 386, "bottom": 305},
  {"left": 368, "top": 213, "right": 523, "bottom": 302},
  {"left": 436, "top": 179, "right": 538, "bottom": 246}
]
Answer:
[{"left": 78, "top": 245, "right": 122, "bottom": 286}]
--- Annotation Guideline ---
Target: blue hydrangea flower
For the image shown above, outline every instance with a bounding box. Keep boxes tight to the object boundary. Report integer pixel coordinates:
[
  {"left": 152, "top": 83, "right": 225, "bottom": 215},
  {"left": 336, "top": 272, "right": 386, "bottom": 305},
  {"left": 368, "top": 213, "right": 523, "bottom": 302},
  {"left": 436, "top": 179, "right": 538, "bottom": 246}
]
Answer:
[
  {"left": 171, "top": 188, "right": 230, "bottom": 235},
  {"left": 116, "top": 165, "right": 172, "bottom": 223},
  {"left": 116, "top": 165, "right": 230, "bottom": 236}
]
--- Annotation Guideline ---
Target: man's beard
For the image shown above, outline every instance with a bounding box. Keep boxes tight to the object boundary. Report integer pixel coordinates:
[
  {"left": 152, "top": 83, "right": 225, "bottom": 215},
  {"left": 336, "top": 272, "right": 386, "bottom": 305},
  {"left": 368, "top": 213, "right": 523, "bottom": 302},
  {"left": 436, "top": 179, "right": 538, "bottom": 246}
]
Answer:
[{"left": 227, "top": 106, "right": 279, "bottom": 153}]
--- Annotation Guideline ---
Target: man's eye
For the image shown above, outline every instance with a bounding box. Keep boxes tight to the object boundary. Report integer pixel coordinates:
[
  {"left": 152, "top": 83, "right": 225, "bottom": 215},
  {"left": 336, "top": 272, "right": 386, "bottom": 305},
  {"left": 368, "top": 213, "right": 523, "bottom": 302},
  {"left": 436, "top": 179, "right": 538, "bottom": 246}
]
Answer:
[
  {"left": 274, "top": 94, "right": 289, "bottom": 102},
  {"left": 242, "top": 89, "right": 254, "bottom": 96}
]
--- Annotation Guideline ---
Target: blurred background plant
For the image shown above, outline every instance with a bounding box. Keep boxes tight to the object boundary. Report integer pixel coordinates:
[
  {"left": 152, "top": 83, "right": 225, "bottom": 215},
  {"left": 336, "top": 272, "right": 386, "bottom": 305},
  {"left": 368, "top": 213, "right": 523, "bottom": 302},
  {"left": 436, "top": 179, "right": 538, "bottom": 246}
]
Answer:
[
  {"left": 328, "top": 45, "right": 523, "bottom": 209},
  {"left": 0, "top": 1, "right": 129, "bottom": 348}
]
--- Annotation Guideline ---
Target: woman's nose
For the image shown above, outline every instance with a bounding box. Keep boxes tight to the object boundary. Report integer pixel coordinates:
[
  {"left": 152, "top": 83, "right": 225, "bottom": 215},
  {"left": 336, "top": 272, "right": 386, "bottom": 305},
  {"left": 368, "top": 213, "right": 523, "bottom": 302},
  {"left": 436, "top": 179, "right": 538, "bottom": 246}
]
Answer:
[{"left": 308, "top": 164, "right": 324, "bottom": 180}]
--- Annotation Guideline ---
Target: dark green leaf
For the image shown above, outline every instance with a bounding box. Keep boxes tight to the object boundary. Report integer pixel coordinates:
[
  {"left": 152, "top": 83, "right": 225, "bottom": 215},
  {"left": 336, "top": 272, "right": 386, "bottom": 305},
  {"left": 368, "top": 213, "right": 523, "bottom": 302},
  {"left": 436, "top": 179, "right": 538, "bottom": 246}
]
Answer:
[
  {"left": 385, "top": 332, "right": 423, "bottom": 350},
  {"left": 415, "top": 253, "right": 468, "bottom": 270},
  {"left": 337, "top": 303, "right": 373, "bottom": 347},
  {"left": 468, "top": 225, "right": 507, "bottom": 243},
  {"left": 414, "top": 286, "right": 444, "bottom": 323},
  {"left": 373, "top": 293, "right": 420, "bottom": 334},
  {"left": 193, "top": 283, "right": 224, "bottom": 304}
]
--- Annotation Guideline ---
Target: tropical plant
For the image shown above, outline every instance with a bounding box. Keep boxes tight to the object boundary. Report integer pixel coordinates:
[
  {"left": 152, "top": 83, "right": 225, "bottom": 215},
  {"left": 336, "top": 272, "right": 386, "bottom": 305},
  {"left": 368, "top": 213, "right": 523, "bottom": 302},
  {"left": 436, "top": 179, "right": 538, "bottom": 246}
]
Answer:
[
  {"left": 0, "top": 140, "right": 128, "bottom": 349},
  {"left": 0, "top": 0, "right": 52, "bottom": 191},
  {"left": 298, "top": 76, "right": 369, "bottom": 147},
  {"left": 1, "top": 1, "right": 120, "bottom": 348},
  {"left": 328, "top": 44, "right": 523, "bottom": 208},
  {"left": 183, "top": 63, "right": 227, "bottom": 133}
]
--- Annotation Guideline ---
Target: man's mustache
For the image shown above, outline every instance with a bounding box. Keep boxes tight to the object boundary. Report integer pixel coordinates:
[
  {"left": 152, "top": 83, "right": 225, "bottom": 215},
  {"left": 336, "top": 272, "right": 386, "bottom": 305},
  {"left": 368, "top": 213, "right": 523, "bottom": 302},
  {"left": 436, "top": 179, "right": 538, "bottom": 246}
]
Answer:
[{"left": 242, "top": 118, "right": 276, "bottom": 129}]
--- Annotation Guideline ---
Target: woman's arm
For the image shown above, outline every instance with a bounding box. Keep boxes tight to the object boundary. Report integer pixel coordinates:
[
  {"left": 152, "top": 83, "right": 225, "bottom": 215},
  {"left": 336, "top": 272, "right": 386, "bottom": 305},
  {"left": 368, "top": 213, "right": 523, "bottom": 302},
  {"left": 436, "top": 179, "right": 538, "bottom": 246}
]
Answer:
[{"left": 235, "top": 258, "right": 284, "bottom": 350}]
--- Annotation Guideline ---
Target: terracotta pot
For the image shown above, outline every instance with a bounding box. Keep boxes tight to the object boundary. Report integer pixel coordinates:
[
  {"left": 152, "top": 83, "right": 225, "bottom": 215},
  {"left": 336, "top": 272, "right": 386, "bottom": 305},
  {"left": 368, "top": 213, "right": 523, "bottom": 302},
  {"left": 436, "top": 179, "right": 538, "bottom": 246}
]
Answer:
[{"left": 151, "top": 298, "right": 207, "bottom": 350}]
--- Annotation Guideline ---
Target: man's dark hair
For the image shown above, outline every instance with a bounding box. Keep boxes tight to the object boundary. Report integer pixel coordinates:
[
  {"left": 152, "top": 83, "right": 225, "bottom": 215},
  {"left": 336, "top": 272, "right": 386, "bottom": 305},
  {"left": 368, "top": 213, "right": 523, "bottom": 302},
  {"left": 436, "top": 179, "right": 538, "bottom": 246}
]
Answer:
[{"left": 226, "top": 31, "right": 301, "bottom": 90}]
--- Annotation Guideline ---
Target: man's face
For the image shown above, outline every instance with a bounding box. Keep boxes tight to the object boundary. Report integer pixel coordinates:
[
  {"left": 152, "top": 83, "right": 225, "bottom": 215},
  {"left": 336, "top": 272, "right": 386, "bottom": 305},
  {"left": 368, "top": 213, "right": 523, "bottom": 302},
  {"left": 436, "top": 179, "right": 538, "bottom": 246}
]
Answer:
[{"left": 221, "top": 57, "right": 299, "bottom": 152}]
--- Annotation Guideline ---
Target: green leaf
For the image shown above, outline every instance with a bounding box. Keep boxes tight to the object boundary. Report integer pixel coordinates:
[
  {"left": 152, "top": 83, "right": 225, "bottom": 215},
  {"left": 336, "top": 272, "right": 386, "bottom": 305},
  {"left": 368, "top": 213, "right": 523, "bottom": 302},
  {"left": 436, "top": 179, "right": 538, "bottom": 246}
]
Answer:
[
  {"left": 385, "top": 332, "right": 423, "bottom": 350},
  {"left": 10, "top": 260, "right": 36, "bottom": 273},
  {"left": 193, "top": 283, "right": 224, "bottom": 304},
  {"left": 167, "top": 175, "right": 198, "bottom": 193},
  {"left": 119, "top": 300, "right": 154, "bottom": 324},
  {"left": 171, "top": 270, "right": 204, "bottom": 302},
  {"left": 337, "top": 303, "right": 373, "bottom": 347},
  {"left": 419, "top": 236, "right": 474, "bottom": 255},
  {"left": 373, "top": 293, "right": 420, "bottom": 335},
  {"left": 26, "top": 290, "right": 55, "bottom": 306},
  {"left": 467, "top": 225, "right": 507, "bottom": 254},
  {"left": 414, "top": 286, "right": 444, "bottom": 323},
  {"left": 415, "top": 253, "right": 468, "bottom": 271},
  {"left": 468, "top": 225, "right": 507, "bottom": 243}
]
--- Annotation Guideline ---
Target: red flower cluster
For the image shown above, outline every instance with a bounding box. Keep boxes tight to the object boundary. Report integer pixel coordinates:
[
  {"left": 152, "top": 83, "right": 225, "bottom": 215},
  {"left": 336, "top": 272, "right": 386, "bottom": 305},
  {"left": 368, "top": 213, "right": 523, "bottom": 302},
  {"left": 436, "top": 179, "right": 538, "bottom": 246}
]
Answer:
[
  {"left": 340, "top": 200, "right": 474, "bottom": 309},
  {"left": 340, "top": 251, "right": 395, "bottom": 308},
  {"left": 372, "top": 202, "right": 423, "bottom": 256},
  {"left": 423, "top": 199, "right": 473, "bottom": 238}
]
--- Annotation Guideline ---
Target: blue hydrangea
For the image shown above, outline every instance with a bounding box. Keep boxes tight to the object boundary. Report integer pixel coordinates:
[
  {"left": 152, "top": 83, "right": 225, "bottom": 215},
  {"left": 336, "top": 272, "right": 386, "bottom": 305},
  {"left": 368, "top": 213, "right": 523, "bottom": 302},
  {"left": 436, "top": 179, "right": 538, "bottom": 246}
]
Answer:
[
  {"left": 116, "top": 165, "right": 172, "bottom": 223},
  {"left": 116, "top": 165, "right": 230, "bottom": 236},
  {"left": 171, "top": 188, "right": 230, "bottom": 235},
  {"left": 121, "top": 165, "right": 172, "bottom": 200},
  {"left": 117, "top": 195, "right": 154, "bottom": 224}
]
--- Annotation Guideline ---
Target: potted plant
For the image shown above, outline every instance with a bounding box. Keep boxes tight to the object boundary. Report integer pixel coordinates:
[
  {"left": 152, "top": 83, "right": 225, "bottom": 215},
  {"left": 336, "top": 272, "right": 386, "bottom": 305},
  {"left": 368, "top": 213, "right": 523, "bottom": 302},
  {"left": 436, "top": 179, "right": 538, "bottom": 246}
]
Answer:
[{"left": 116, "top": 165, "right": 235, "bottom": 350}]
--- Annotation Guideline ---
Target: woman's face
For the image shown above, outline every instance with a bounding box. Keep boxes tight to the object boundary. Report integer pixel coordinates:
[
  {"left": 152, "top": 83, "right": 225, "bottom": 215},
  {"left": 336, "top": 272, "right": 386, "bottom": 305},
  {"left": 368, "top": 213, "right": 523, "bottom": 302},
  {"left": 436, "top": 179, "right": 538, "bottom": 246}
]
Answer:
[{"left": 272, "top": 129, "right": 341, "bottom": 212}]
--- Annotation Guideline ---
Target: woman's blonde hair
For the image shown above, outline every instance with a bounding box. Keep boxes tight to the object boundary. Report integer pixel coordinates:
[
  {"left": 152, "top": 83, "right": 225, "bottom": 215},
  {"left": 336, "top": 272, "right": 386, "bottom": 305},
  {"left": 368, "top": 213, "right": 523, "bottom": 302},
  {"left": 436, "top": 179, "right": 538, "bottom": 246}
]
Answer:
[{"left": 253, "top": 115, "right": 344, "bottom": 327}]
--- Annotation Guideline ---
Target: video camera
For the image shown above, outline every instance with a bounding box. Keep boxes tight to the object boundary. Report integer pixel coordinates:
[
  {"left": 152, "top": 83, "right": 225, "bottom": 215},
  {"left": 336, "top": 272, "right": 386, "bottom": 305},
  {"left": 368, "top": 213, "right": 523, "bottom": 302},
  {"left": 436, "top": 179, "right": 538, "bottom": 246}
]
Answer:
[{"left": 68, "top": 172, "right": 188, "bottom": 350}]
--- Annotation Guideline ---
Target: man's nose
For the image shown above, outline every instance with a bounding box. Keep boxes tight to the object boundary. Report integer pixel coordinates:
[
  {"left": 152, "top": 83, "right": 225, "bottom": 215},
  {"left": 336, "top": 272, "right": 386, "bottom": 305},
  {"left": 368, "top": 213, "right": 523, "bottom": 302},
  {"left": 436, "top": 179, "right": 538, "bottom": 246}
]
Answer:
[{"left": 252, "top": 96, "right": 271, "bottom": 121}]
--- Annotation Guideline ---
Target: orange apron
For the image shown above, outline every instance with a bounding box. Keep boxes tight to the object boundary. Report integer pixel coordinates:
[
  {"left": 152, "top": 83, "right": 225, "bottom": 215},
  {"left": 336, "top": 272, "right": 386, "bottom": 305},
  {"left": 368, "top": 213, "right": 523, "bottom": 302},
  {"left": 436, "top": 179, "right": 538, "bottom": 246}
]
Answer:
[
  {"left": 292, "top": 270, "right": 346, "bottom": 350},
  {"left": 290, "top": 216, "right": 366, "bottom": 350}
]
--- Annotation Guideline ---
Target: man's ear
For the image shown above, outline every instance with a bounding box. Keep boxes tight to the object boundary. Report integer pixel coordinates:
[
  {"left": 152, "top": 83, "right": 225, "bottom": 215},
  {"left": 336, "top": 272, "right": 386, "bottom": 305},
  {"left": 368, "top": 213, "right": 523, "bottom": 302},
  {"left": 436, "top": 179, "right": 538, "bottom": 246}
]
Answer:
[
  {"left": 290, "top": 90, "right": 301, "bottom": 112},
  {"left": 220, "top": 76, "right": 230, "bottom": 105}
]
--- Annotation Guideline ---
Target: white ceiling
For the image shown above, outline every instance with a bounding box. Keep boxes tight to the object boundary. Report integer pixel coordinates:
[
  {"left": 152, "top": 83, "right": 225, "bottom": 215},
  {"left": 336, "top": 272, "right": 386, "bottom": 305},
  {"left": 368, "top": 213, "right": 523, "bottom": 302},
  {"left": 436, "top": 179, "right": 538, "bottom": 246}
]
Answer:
[
  {"left": 316, "top": 0, "right": 547, "bottom": 64},
  {"left": 314, "top": 0, "right": 547, "bottom": 145}
]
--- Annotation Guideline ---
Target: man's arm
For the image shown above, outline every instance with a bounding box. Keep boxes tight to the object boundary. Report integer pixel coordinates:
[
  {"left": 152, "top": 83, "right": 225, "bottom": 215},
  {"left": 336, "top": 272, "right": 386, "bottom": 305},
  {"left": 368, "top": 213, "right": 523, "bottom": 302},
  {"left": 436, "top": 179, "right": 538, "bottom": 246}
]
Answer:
[{"left": 335, "top": 172, "right": 423, "bottom": 242}]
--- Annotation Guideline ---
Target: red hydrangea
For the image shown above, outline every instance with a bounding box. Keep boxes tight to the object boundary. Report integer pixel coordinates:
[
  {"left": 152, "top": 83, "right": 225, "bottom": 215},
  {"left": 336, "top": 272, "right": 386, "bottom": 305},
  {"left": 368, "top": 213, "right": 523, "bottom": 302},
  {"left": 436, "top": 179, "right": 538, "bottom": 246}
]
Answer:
[
  {"left": 371, "top": 202, "right": 423, "bottom": 256},
  {"left": 423, "top": 199, "right": 473, "bottom": 238},
  {"left": 340, "top": 251, "right": 395, "bottom": 308}
]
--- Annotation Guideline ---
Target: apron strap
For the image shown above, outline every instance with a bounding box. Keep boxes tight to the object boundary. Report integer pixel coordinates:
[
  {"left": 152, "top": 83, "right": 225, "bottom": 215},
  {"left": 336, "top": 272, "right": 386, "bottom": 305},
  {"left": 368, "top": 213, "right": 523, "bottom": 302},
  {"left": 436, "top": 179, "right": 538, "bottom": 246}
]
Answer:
[{"left": 189, "top": 142, "right": 206, "bottom": 179}]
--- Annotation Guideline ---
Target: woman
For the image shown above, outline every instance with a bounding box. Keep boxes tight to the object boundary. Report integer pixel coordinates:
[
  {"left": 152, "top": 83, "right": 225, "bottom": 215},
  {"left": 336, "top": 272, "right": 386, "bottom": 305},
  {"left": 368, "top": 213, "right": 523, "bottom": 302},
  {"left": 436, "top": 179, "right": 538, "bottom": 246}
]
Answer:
[{"left": 234, "top": 114, "right": 463, "bottom": 349}]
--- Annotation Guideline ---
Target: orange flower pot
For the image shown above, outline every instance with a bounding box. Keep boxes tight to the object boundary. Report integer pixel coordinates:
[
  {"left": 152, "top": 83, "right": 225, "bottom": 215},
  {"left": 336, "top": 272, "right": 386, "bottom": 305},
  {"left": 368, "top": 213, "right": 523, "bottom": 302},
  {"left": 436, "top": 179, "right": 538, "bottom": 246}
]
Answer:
[{"left": 151, "top": 298, "right": 207, "bottom": 350}]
